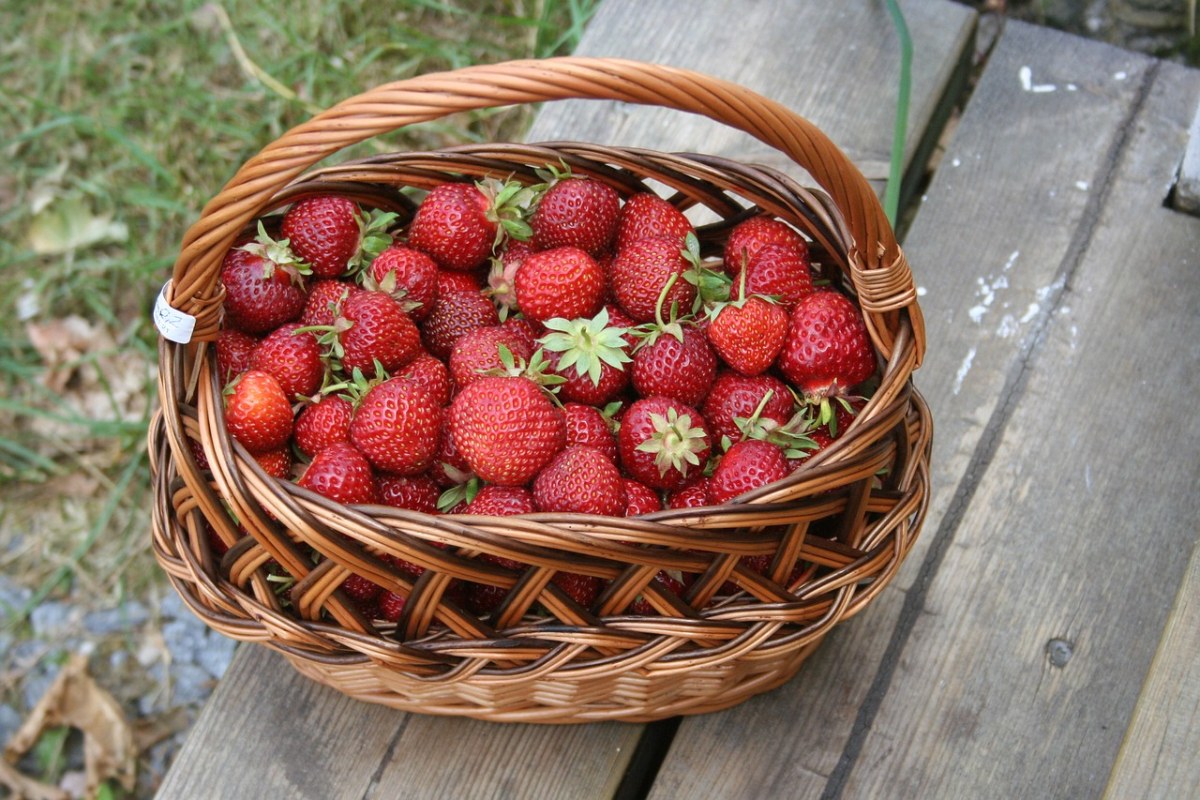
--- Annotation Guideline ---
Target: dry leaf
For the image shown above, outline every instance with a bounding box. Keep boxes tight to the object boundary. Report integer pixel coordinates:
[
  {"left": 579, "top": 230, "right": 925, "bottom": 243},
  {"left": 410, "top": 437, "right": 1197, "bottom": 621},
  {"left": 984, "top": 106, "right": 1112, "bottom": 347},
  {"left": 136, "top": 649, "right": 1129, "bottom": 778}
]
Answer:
[
  {"left": 27, "top": 196, "right": 127, "bottom": 255},
  {"left": 3, "top": 654, "right": 136, "bottom": 797},
  {"left": 0, "top": 758, "right": 69, "bottom": 800}
]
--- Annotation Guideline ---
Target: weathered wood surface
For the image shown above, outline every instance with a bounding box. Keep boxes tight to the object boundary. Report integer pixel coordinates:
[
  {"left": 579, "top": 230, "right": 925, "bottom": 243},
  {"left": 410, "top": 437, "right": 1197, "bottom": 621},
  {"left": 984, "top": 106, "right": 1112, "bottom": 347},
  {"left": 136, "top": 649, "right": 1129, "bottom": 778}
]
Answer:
[
  {"left": 1105, "top": 539, "right": 1200, "bottom": 799},
  {"left": 158, "top": 8, "right": 1200, "bottom": 800},
  {"left": 157, "top": 2, "right": 976, "bottom": 798}
]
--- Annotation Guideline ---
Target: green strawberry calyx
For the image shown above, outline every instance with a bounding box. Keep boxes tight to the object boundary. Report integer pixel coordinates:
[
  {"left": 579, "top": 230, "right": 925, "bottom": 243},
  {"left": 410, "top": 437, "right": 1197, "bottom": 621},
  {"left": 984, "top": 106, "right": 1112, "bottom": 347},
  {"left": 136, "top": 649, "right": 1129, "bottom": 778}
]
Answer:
[
  {"left": 479, "top": 177, "right": 539, "bottom": 246},
  {"left": 241, "top": 221, "right": 311, "bottom": 282},
  {"left": 537, "top": 307, "right": 631, "bottom": 386},
  {"left": 347, "top": 208, "right": 398, "bottom": 275},
  {"left": 635, "top": 407, "right": 708, "bottom": 478}
]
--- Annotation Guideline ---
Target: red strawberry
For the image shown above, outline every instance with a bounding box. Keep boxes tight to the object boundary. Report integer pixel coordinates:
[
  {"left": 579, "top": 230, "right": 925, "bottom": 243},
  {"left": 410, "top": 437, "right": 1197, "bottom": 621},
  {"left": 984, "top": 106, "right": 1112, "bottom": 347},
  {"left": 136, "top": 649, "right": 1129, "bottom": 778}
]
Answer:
[
  {"left": 349, "top": 377, "right": 443, "bottom": 475},
  {"left": 339, "top": 572, "right": 383, "bottom": 613},
  {"left": 462, "top": 485, "right": 535, "bottom": 516},
  {"left": 224, "top": 370, "right": 293, "bottom": 454},
  {"left": 609, "top": 236, "right": 698, "bottom": 323},
  {"left": 379, "top": 590, "right": 407, "bottom": 622},
  {"left": 335, "top": 290, "right": 421, "bottom": 376},
  {"left": 723, "top": 216, "right": 808, "bottom": 276},
  {"left": 449, "top": 325, "right": 533, "bottom": 389},
  {"left": 616, "top": 193, "right": 693, "bottom": 250},
  {"left": 552, "top": 572, "right": 603, "bottom": 609},
  {"left": 395, "top": 352, "right": 452, "bottom": 407},
  {"left": 623, "top": 479, "right": 662, "bottom": 516},
  {"left": 219, "top": 246, "right": 306, "bottom": 334},
  {"left": 666, "top": 477, "right": 711, "bottom": 509},
  {"left": 430, "top": 423, "right": 475, "bottom": 489},
  {"left": 407, "top": 183, "right": 497, "bottom": 271},
  {"left": 296, "top": 441, "right": 379, "bottom": 505},
  {"left": 533, "top": 445, "right": 626, "bottom": 516},
  {"left": 618, "top": 396, "right": 712, "bottom": 490},
  {"left": 708, "top": 439, "right": 789, "bottom": 504},
  {"left": 630, "top": 570, "right": 688, "bottom": 614},
  {"left": 563, "top": 402, "right": 618, "bottom": 462},
  {"left": 421, "top": 280, "right": 500, "bottom": 360},
  {"left": 367, "top": 245, "right": 438, "bottom": 322},
  {"left": 514, "top": 246, "right": 606, "bottom": 323},
  {"left": 741, "top": 243, "right": 814, "bottom": 308},
  {"left": 702, "top": 372, "right": 794, "bottom": 445},
  {"left": 377, "top": 474, "right": 441, "bottom": 514},
  {"left": 250, "top": 323, "right": 324, "bottom": 398},
  {"left": 281, "top": 196, "right": 363, "bottom": 279},
  {"left": 500, "top": 315, "right": 543, "bottom": 354},
  {"left": 538, "top": 309, "right": 632, "bottom": 406},
  {"left": 530, "top": 176, "right": 620, "bottom": 257},
  {"left": 486, "top": 239, "right": 535, "bottom": 317},
  {"left": 631, "top": 324, "right": 717, "bottom": 407},
  {"left": 448, "top": 376, "right": 566, "bottom": 486},
  {"left": 301, "top": 279, "right": 360, "bottom": 327},
  {"left": 294, "top": 394, "right": 354, "bottom": 458},
  {"left": 438, "top": 269, "right": 486, "bottom": 294},
  {"left": 216, "top": 329, "right": 258, "bottom": 385},
  {"left": 252, "top": 447, "right": 293, "bottom": 479},
  {"left": 705, "top": 295, "right": 788, "bottom": 376},
  {"left": 777, "top": 290, "right": 875, "bottom": 399}
]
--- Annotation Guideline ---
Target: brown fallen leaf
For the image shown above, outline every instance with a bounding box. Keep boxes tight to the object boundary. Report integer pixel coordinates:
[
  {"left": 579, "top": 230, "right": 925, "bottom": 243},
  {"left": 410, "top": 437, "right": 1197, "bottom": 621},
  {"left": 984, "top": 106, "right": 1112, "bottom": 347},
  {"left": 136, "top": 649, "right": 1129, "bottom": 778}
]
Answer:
[
  {"left": 2, "top": 654, "right": 135, "bottom": 798},
  {"left": 0, "top": 757, "right": 69, "bottom": 800}
]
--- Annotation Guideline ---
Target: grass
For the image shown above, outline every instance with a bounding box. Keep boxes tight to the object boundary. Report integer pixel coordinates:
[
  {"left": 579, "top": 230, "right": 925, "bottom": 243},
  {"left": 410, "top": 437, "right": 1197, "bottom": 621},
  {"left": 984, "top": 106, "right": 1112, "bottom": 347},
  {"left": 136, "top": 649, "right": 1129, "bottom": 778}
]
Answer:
[{"left": 0, "top": 0, "right": 597, "bottom": 617}]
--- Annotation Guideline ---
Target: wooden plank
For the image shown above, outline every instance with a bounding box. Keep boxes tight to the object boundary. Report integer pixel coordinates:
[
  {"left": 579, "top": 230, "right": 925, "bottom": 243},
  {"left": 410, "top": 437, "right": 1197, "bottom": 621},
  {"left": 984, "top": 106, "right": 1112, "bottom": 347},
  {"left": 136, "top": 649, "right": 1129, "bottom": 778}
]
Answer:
[
  {"left": 649, "top": 22, "right": 1159, "bottom": 798},
  {"left": 530, "top": 0, "right": 977, "bottom": 195},
  {"left": 158, "top": 2, "right": 976, "bottom": 796},
  {"left": 839, "top": 50, "right": 1200, "bottom": 799},
  {"left": 1104, "top": 538, "right": 1200, "bottom": 799}
]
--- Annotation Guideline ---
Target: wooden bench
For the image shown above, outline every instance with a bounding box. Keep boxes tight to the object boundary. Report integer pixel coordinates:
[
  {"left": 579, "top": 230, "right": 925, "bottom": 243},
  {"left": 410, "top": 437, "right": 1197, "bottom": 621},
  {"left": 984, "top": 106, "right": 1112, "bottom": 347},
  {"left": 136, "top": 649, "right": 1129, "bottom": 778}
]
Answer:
[{"left": 157, "top": 2, "right": 1200, "bottom": 796}]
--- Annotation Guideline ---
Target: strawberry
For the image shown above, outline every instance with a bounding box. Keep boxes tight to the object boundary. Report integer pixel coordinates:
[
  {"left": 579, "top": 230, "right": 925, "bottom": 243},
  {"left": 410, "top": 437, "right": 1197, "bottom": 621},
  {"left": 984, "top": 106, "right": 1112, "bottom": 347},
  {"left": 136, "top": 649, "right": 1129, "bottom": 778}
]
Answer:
[
  {"left": 723, "top": 216, "right": 808, "bottom": 276},
  {"left": 462, "top": 485, "right": 535, "bottom": 516},
  {"left": 447, "top": 375, "right": 566, "bottom": 486},
  {"left": 563, "top": 402, "right": 618, "bottom": 462},
  {"left": 437, "top": 269, "right": 486, "bottom": 295},
  {"left": 294, "top": 394, "right": 354, "bottom": 458},
  {"left": 252, "top": 448, "right": 294, "bottom": 479},
  {"left": 366, "top": 245, "right": 439, "bottom": 322},
  {"left": 282, "top": 196, "right": 390, "bottom": 279},
  {"left": 339, "top": 572, "right": 383, "bottom": 613},
  {"left": 421, "top": 279, "right": 500, "bottom": 360},
  {"left": 741, "top": 243, "right": 814, "bottom": 308},
  {"left": 705, "top": 295, "right": 788, "bottom": 376},
  {"left": 219, "top": 244, "right": 306, "bottom": 334},
  {"left": 296, "top": 441, "right": 379, "bottom": 505},
  {"left": 623, "top": 479, "right": 662, "bottom": 516},
  {"left": 394, "top": 352, "right": 452, "bottom": 407},
  {"left": 514, "top": 246, "right": 606, "bottom": 323},
  {"left": 609, "top": 236, "right": 698, "bottom": 323},
  {"left": 377, "top": 474, "right": 441, "bottom": 514},
  {"left": 486, "top": 239, "right": 535, "bottom": 317},
  {"left": 618, "top": 396, "right": 712, "bottom": 490},
  {"left": 407, "top": 183, "right": 497, "bottom": 271},
  {"left": 616, "top": 193, "right": 694, "bottom": 250},
  {"left": 301, "top": 279, "right": 360, "bottom": 327},
  {"left": 449, "top": 325, "right": 533, "bottom": 389},
  {"left": 708, "top": 439, "right": 789, "bottom": 504},
  {"left": 537, "top": 308, "right": 632, "bottom": 406},
  {"left": 631, "top": 323, "right": 716, "bottom": 408},
  {"left": 630, "top": 570, "right": 689, "bottom": 614},
  {"left": 777, "top": 290, "right": 875, "bottom": 399},
  {"left": 552, "top": 572, "right": 603, "bottom": 609},
  {"left": 332, "top": 290, "right": 421, "bottom": 376},
  {"left": 349, "top": 377, "right": 443, "bottom": 475},
  {"left": 250, "top": 323, "right": 325, "bottom": 399},
  {"left": 666, "top": 477, "right": 711, "bottom": 509},
  {"left": 379, "top": 590, "right": 407, "bottom": 622},
  {"left": 701, "top": 372, "right": 794, "bottom": 446},
  {"left": 500, "top": 315, "right": 543, "bottom": 354},
  {"left": 224, "top": 370, "right": 293, "bottom": 454},
  {"left": 216, "top": 329, "right": 258, "bottom": 385},
  {"left": 533, "top": 445, "right": 626, "bottom": 516},
  {"left": 430, "top": 423, "right": 475, "bottom": 489},
  {"left": 530, "top": 176, "right": 620, "bottom": 257}
]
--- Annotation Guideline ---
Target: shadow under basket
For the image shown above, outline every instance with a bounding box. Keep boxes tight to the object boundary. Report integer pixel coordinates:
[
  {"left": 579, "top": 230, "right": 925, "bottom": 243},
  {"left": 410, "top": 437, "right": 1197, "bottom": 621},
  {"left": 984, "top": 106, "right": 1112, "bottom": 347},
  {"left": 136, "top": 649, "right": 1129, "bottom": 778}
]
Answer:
[{"left": 148, "top": 57, "right": 933, "bottom": 723}]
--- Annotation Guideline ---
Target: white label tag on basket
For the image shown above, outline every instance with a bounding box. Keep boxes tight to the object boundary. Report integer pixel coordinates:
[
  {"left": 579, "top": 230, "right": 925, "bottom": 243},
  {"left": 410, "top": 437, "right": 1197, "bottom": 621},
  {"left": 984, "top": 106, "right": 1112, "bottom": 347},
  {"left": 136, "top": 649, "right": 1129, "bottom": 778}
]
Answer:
[{"left": 153, "top": 280, "right": 196, "bottom": 344}]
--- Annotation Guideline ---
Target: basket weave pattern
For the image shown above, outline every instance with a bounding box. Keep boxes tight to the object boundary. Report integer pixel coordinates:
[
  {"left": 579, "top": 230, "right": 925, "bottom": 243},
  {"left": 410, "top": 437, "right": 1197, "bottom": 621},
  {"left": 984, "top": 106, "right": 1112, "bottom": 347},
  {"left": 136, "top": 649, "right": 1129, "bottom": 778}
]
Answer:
[{"left": 149, "top": 58, "right": 932, "bottom": 722}]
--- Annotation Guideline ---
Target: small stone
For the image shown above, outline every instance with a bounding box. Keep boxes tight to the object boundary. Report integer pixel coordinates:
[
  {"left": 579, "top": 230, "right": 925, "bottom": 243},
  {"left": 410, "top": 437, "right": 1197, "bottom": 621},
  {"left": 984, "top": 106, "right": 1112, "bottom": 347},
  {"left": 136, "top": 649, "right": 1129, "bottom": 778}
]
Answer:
[
  {"left": 170, "top": 662, "right": 215, "bottom": 706},
  {"left": 0, "top": 576, "right": 33, "bottom": 624},
  {"left": 195, "top": 632, "right": 237, "bottom": 681},
  {"left": 83, "top": 601, "right": 150, "bottom": 635},
  {"left": 1046, "top": 637, "right": 1074, "bottom": 668},
  {"left": 0, "top": 704, "right": 22, "bottom": 745},
  {"left": 159, "top": 591, "right": 188, "bottom": 621},
  {"left": 161, "top": 618, "right": 205, "bottom": 665},
  {"left": 30, "top": 601, "right": 77, "bottom": 638},
  {"left": 22, "top": 662, "right": 61, "bottom": 711}
]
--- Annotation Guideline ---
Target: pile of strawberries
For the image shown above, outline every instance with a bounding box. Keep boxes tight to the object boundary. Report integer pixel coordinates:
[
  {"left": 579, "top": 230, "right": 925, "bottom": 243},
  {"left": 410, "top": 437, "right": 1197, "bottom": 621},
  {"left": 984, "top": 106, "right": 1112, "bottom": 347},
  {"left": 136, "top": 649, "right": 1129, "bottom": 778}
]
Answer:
[{"left": 201, "top": 169, "right": 878, "bottom": 622}]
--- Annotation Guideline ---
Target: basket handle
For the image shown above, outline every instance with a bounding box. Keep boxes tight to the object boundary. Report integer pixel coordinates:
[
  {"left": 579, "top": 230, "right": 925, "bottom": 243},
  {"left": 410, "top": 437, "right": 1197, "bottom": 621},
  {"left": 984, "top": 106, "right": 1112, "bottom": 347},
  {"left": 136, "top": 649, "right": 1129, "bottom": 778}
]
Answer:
[{"left": 166, "top": 57, "right": 921, "bottom": 360}]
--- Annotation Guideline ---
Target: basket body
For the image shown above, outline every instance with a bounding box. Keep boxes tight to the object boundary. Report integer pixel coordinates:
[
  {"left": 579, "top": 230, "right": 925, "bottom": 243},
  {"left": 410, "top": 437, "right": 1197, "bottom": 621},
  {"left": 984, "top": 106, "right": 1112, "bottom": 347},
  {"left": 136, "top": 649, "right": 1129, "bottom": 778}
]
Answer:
[{"left": 149, "top": 59, "right": 932, "bottom": 723}]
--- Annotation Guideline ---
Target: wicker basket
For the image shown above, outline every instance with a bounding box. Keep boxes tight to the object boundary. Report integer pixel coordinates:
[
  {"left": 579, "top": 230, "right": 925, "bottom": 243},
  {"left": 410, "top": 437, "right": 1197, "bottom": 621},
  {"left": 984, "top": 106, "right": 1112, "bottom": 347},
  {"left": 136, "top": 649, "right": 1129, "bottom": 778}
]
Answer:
[{"left": 148, "top": 57, "right": 932, "bottom": 723}]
